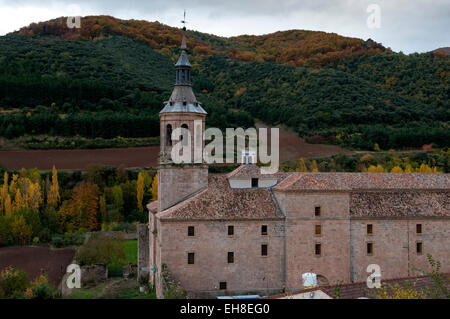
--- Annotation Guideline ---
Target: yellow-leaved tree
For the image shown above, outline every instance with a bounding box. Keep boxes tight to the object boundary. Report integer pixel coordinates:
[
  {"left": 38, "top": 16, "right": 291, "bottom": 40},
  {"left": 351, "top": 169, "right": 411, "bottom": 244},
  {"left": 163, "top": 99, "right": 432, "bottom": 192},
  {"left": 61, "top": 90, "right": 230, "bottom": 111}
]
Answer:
[
  {"left": 137, "top": 171, "right": 145, "bottom": 212},
  {"left": 59, "top": 181, "right": 99, "bottom": 232},
  {"left": 297, "top": 158, "right": 308, "bottom": 172},
  {"left": 150, "top": 174, "right": 158, "bottom": 201},
  {"left": 311, "top": 160, "right": 319, "bottom": 172},
  {"left": 390, "top": 166, "right": 403, "bottom": 173},
  {"left": 0, "top": 172, "right": 8, "bottom": 214},
  {"left": 47, "top": 166, "right": 60, "bottom": 208}
]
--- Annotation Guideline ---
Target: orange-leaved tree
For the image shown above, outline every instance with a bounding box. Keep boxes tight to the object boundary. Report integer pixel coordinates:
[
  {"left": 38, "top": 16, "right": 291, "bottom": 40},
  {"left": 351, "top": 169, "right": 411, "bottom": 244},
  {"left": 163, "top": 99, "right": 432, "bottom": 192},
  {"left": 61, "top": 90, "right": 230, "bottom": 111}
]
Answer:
[{"left": 59, "top": 181, "right": 99, "bottom": 232}]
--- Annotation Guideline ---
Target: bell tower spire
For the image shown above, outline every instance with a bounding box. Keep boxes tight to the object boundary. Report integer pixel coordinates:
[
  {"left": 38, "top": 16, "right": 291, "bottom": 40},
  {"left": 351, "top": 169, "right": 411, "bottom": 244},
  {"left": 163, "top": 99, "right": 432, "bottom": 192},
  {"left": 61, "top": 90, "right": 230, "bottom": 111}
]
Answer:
[{"left": 157, "top": 11, "right": 209, "bottom": 212}]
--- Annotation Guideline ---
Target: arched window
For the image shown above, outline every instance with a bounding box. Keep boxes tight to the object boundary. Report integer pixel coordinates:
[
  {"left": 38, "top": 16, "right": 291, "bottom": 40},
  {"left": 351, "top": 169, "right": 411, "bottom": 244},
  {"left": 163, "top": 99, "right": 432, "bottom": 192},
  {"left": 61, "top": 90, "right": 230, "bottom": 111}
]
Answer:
[
  {"left": 166, "top": 124, "right": 172, "bottom": 146},
  {"left": 181, "top": 123, "right": 189, "bottom": 145}
]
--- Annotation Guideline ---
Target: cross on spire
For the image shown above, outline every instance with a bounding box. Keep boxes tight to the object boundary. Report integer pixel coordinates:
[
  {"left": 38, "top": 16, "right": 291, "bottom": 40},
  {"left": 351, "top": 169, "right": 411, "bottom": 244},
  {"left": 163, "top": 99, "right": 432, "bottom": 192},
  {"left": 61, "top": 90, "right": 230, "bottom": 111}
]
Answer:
[{"left": 180, "top": 10, "right": 187, "bottom": 50}]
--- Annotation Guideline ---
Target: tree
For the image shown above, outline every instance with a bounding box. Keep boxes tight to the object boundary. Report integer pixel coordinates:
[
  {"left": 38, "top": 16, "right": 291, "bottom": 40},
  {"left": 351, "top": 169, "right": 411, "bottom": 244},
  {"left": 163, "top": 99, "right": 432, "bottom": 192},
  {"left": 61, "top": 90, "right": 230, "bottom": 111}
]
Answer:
[
  {"left": 390, "top": 166, "right": 403, "bottom": 173},
  {"left": 58, "top": 181, "right": 99, "bottom": 232},
  {"left": 297, "top": 158, "right": 308, "bottom": 172},
  {"left": 311, "top": 160, "right": 319, "bottom": 172},
  {"left": 0, "top": 172, "right": 8, "bottom": 215},
  {"left": 137, "top": 172, "right": 144, "bottom": 212},
  {"left": 150, "top": 174, "right": 158, "bottom": 201},
  {"left": 4, "top": 195, "right": 12, "bottom": 216},
  {"left": 111, "top": 185, "right": 124, "bottom": 212},
  {"left": 47, "top": 166, "right": 60, "bottom": 208}
]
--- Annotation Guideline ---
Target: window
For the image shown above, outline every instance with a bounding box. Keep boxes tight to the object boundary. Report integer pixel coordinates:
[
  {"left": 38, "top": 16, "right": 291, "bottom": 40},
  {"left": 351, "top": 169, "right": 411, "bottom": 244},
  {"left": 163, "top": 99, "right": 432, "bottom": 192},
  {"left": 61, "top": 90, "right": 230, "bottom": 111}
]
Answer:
[
  {"left": 219, "top": 282, "right": 227, "bottom": 290},
  {"left": 416, "top": 224, "right": 422, "bottom": 234},
  {"left": 261, "top": 244, "right": 268, "bottom": 256},
  {"left": 367, "top": 224, "right": 373, "bottom": 235},
  {"left": 180, "top": 123, "right": 188, "bottom": 144},
  {"left": 315, "top": 206, "right": 321, "bottom": 217},
  {"left": 187, "top": 252, "right": 195, "bottom": 264},
  {"left": 315, "top": 243, "right": 321, "bottom": 256},
  {"left": 166, "top": 124, "right": 172, "bottom": 146},
  {"left": 315, "top": 224, "right": 322, "bottom": 236},
  {"left": 228, "top": 225, "right": 234, "bottom": 236},
  {"left": 187, "top": 226, "right": 195, "bottom": 237},
  {"left": 251, "top": 178, "right": 258, "bottom": 188},
  {"left": 416, "top": 242, "right": 423, "bottom": 254},
  {"left": 227, "top": 252, "right": 234, "bottom": 263},
  {"left": 367, "top": 243, "right": 373, "bottom": 255},
  {"left": 261, "top": 225, "right": 268, "bottom": 236}
]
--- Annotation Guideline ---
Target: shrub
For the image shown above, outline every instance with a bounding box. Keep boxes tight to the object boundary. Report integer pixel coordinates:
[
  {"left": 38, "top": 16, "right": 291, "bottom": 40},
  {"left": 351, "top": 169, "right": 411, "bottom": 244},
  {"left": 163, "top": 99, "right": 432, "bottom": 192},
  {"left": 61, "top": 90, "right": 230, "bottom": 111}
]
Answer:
[
  {"left": 75, "top": 235, "right": 126, "bottom": 266},
  {"left": 0, "top": 266, "right": 30, "bottom": 299},
  {"left": 51, "top": 235, "right": 63, "bottom": 248},
  {"left": 29, "top": 274, "right": 54, "bottom": 299}
]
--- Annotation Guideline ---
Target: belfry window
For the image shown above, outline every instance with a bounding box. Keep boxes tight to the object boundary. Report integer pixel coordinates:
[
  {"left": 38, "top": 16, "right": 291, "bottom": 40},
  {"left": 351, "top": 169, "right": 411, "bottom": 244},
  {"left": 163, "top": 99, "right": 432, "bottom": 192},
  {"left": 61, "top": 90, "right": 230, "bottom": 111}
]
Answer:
[
  {"left": 166, "top": 124, "right": 172, "bottom": 146},
  {"left": 181, "top": 124, "right": 189, "bottom": 145}
]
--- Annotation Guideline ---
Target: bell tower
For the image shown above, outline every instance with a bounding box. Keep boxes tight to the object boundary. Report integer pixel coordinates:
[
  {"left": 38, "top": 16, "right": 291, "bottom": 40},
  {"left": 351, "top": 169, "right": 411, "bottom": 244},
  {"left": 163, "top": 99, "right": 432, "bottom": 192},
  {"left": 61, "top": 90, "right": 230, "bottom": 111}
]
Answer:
[{"left": 158, "top": 22, "right": 208, "bottom": 211}]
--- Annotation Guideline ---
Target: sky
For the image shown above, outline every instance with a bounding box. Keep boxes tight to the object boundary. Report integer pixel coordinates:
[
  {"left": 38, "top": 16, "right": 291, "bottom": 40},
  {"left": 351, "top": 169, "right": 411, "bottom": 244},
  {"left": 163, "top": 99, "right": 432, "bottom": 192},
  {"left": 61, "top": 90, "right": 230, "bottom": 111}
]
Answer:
[{"left": 0, "top": 0, "right": 448, "bottom": 53}]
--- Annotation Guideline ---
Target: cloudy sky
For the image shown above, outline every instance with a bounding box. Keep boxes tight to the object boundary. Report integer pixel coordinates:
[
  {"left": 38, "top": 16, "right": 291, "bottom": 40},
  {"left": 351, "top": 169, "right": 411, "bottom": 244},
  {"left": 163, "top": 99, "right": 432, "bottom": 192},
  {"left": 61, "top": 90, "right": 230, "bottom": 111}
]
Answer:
[{"left": 0, "top": 0, "right": 448, "bottom": 53}]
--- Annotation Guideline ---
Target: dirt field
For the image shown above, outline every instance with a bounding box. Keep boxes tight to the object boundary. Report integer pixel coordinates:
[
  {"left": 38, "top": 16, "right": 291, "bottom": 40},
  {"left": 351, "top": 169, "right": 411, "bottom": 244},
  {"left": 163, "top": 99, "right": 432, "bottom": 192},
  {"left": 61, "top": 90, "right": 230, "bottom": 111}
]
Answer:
[
  {"left": 0, "top": 125, "right": 352, "bottom": 170},
  {"left": 0, "top": 246, "right": 75, "bottom": 287},
  {"left": 0, "top": 146, "right": 160, "bottom": 170},
  {"left": 254, "top": 120, "right": 353, "bottom": 162}
]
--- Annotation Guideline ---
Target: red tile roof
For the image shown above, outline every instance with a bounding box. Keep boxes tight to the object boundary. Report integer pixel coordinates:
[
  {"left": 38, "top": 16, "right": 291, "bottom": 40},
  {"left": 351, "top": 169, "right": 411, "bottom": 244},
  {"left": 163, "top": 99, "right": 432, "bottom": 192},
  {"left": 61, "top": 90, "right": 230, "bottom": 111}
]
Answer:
[
  {"left": 274, "top": 173, "right": 450, "bottom": 191},
  {"left": 157, "top": 174, "right": 283, "bottom": 221},
  {"left": 350, "top": 191, "right": 450, "bottom": 217}
]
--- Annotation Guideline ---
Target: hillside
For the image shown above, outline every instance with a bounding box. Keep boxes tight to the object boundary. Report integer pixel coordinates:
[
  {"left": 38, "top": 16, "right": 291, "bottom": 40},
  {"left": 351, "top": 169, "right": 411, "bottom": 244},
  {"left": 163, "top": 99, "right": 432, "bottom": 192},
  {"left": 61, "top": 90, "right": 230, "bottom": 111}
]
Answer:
[{"left": 0, "top": 15, "right": 448, "bottom": 151}]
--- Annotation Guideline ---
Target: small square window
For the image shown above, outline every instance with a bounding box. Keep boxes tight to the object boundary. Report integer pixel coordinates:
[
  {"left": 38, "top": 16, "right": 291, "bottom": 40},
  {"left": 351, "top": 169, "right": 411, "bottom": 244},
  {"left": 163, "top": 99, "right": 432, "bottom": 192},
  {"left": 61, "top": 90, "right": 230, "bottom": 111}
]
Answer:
[
  {"left": 261, "top": 225, "right": 268, "bottom": 236},
  {"left": 315, "top": 224, "right": 322, "bottom": 236},
  {"left": 367, "top": 224, "right": 373, "bottom": 235},
  {"left": 367, "top": 243, "right": 373, "bottom": 255},
  {"left": 315, "top": 206, "right": 321, "bottom": 217},
  {"left": 228, "top": 225, "right": 234, "bottom": 236},
  {"left": 251, "top": 178, "right": 258, "bottom": 188},
  {"left": 315, "top": 243, "right": 321, "bottom": 256},
  {"left": 219, "top": 282, "right": 227, "bottom": 290},
  {"left": 416, "top": 242, "right": 423, "bottom": 254},
  {"left": 261, "top": 244, "right": 268, "bottom": 256},
  {"left": 416, "top": 224, "right": 422, "bottom": 234},
  {"left": 227, "top": 252, "right": 234, "bottom": 263},
  {"left": 188, "top": 226, "right": 195, "bottom": 236},
  {"left": 187, "top": 252, "right": 195, "bottom": 264}
]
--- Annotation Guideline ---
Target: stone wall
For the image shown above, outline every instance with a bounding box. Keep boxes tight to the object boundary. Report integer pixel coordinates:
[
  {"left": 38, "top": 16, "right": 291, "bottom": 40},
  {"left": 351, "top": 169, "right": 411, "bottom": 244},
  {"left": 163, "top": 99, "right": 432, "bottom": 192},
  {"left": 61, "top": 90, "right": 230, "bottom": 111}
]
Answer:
[
  {"left": 157, "top": 220, "right": 284, "bottom": 295},
  {"left": 80, "top": 265, "right": 108, "bottom": 287},
  {"left": 158, "top": 165, "right": 208, "bottom": 211},
  {"left": 138, "top": 224, "right": 149, "bottom": 280}
]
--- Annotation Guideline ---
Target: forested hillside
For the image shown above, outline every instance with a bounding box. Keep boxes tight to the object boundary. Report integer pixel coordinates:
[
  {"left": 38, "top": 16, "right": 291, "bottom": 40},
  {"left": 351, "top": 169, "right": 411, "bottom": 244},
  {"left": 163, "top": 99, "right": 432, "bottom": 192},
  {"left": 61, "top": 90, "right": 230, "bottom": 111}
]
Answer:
[{"left": 0, "top": 15, "right": 448, "bottom": 151}]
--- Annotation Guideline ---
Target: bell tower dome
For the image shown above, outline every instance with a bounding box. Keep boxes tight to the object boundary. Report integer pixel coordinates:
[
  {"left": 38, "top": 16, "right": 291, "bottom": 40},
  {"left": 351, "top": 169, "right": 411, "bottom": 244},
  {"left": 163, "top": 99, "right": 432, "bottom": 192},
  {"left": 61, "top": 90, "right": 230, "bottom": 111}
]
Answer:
[{"left": 157, "top": 23, "right": 208, "bottom": 211}]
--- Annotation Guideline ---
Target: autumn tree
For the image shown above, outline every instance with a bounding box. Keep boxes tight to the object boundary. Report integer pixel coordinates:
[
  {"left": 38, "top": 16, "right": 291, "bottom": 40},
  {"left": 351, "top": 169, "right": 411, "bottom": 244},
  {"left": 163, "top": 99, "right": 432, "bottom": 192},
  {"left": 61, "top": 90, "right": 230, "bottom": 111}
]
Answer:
[
  {"left": 58, "top": 181, "right": 99, "bottom": 232},
  {"left": 150, "top": 174, "right": 158, "bottom": 201},
  {"left": 47, "top": 166, "right": 60, "bottom": 208},
  {"left": 0, "top": 172, "right": 8, "bottom": 215},
  {"left": 137, "top": 172, "right": 145, "bottom": 212}
]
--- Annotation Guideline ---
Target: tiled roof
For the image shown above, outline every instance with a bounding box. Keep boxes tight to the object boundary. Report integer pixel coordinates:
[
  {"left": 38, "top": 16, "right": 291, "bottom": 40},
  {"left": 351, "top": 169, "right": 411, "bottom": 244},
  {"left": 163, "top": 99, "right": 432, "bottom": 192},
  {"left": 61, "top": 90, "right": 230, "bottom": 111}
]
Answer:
[
  {"left": 274, "top": 173, "right": 450, "bottom": 191},
  {"left": 350, "top": 191, "right": 450, "bottom": 217},
  {"left": 226, "top": 164, "right": 289, "bottom": 181},
  {"left": 157, "top": 174, "right": 284, "bottom": 221}
]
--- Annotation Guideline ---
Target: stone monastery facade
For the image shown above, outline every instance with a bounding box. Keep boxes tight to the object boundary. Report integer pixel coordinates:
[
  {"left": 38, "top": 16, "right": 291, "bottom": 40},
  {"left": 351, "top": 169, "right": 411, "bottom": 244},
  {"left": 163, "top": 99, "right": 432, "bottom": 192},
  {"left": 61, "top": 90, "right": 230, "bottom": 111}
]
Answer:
[{"left": 142, "top": 30, "right": 450, "bottom": 298}]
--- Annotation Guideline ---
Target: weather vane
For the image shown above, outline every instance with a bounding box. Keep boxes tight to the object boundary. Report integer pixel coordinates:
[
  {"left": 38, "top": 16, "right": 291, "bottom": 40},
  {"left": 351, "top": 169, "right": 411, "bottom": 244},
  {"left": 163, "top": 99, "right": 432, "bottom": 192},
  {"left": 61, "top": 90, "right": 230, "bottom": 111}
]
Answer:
[{"left": 181, "top": 10, "right": 187, "bottom": 30}]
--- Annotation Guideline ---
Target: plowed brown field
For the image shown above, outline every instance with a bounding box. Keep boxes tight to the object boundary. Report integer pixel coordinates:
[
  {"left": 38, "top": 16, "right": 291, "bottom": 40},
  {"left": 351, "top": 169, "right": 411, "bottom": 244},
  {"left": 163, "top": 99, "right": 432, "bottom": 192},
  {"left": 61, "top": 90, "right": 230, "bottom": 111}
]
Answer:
[{"left": 0, "top": 246, "right": 75, "bottom": 287}]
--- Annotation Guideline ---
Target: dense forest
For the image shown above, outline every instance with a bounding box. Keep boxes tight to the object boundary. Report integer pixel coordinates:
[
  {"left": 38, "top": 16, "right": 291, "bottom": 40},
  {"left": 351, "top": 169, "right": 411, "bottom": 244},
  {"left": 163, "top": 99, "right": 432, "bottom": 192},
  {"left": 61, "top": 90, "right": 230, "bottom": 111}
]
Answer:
[{"left": 0, "top": 16, "right": 448, "bottom": 151}]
